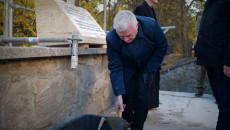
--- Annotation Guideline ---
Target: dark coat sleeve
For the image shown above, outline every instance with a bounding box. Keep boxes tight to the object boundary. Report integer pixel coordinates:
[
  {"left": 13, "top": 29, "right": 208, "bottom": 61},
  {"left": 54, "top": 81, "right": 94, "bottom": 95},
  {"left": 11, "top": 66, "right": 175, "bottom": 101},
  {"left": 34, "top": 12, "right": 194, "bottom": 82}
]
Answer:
[
  {"left": 222, "top": 0, "right": 230, "bottom": 66},
  {"left": 106, "top": 32, "right": 126, "bottom": 96},
  {"left": 223, "top": 36, "right": 230, "bottom": 66},
  {"left": 145, "top": 21, "right": 167, "bottom": 74}
]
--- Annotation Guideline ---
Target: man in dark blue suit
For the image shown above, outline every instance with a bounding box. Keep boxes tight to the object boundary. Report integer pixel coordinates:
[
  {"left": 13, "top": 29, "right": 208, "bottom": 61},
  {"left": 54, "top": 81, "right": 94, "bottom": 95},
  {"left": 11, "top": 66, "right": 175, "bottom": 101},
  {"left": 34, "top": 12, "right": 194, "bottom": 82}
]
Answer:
[
  {"left": 106, "top": 10, "right": 167, "bottom": 130},
  {"left": 195, "top": 0, "right": 230, "bottom": 129}
]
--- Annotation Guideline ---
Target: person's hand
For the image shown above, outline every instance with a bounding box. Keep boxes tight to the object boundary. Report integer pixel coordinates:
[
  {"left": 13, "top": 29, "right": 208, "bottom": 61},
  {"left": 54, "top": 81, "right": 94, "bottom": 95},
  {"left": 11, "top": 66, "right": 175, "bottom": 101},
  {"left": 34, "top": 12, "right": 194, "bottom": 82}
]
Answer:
[
  {"left": 223, "top": 65, "right": 230, "bottom": 77},
  {"left": 143, "top": 73, "right": 154, "bottom": 90},
  {"left": 115, "top": 95, "right": 126, "bottom": 116}
]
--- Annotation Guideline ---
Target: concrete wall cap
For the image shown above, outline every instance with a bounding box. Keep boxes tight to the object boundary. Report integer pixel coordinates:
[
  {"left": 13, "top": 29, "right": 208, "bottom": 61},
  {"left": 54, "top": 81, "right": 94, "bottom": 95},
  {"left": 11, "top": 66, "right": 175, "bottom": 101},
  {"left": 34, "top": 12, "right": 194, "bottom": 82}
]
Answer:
[{"left": 0, "top": 47, "right": 106, "bottom": 60}]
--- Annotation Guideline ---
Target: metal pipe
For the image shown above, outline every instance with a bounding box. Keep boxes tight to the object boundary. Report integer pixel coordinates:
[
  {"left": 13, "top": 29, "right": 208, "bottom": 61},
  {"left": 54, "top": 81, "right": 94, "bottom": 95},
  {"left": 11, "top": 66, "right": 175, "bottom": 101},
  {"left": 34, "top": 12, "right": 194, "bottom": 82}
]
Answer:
[
  {"left": 10, "top": 3, "right": 35, "bottom": 12},
  {"left": 9, "top": 0, "right": 13, "bottom": 37},
  {"left": 163, "top": 29, "right": 170, "bottom": 34},
  {"left": 3, "top": 0, "right": 9, "bottom": 38},
  {"left": 161, "top": 26, "right": 176, "bottom": 34},
  {"left": 9, "top": 0, "right": 13, "bottom": 46},
  {"left": 3, "top": 42, "right": 36, "bottom": 45},
  {"left": 71, "top": 32, "right": 79, "bottom": 69},
  {"left": 1, "top": 0, "right": 35, "bottom": 12},
  {"left": 161, "top": 26, "right": 176, "bottom": 29},
  {"left": 103, "top": 0, "right": 107, "bottom": 31},
  {"left": 0, "top": 37, "right": 82, "bottom": 43}
]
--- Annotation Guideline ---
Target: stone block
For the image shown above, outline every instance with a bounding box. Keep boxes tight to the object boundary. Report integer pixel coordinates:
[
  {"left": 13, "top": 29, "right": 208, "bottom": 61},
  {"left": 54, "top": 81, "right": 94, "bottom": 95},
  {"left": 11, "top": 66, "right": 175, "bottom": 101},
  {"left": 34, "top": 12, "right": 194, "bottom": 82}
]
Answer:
[
  {"left": 10, "top": 74, "right": 20, "bottom": 82},
  {"left": 83, "top": 100, "right": 106, "bottom": 115},
  {"left": 0, "top": 54, "right": 112, "bottom": 129},
  {"left": 1, "top": 82, "right": 34, "bottom": 129},
  {"left": 0, "top": 63, "right": 13, "bottom": 78},
  {"left": 37, "top": 59, "right": 59, "bottom": 79},
  {"left": 35, "top": 0, "right": 106, "bottom": 46},
  {"left": 32, "top": 79, "right": 48, "bottom": 95}
]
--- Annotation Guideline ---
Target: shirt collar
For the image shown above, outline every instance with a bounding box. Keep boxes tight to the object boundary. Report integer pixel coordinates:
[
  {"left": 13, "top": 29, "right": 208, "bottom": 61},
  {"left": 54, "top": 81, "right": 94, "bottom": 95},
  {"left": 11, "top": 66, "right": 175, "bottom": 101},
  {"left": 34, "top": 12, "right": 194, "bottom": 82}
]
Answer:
[{"left": 135, "top": 21, "right": 144, "bottom": 39}]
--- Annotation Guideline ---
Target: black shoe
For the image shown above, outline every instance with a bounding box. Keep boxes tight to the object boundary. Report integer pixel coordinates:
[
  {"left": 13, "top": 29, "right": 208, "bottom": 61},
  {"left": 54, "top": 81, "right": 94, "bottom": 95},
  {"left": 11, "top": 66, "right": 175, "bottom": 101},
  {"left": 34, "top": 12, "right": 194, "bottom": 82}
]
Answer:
[
  {"left": 195, "top": 91, "right": 203, "bottom": 97},
  {"left": 122, "top": 122, "right": 132, "bottom": 130}
]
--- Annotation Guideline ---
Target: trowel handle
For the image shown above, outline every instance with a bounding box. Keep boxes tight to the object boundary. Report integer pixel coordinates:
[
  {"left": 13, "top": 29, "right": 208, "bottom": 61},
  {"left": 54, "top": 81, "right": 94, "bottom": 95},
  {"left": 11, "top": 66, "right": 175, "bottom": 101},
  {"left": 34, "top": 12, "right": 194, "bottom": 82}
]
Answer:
[{"left": 98, "top": 117, "right": 105, "bottom": 130}]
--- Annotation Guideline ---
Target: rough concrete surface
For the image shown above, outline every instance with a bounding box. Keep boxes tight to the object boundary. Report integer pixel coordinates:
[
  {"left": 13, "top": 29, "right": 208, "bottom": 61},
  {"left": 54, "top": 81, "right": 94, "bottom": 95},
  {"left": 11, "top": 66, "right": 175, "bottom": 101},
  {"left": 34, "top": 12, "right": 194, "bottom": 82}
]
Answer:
[
  {"left": 0, "top": 54, "right": 112, "bottom": 129},
  {"left": 101, "top": 91, "right": 218, "bottom": 130}
]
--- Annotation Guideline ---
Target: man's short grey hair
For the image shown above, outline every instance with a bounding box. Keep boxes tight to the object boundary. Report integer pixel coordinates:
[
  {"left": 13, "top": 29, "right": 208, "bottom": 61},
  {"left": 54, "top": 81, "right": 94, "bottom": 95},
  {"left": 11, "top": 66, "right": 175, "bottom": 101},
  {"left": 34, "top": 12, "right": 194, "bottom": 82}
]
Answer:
[{"left": 113, "top": 10, "right": 138, "bottom": 32}]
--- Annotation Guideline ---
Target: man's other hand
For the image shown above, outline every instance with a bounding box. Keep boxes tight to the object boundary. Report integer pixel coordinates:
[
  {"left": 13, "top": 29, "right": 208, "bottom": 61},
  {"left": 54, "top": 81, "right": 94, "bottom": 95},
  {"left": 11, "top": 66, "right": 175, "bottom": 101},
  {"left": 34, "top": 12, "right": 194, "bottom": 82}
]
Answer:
[
  {"left": 115, "top": 95, "right": 126, "bottom": 116},
  {"left": 223, "top": 65, "right": 230, "bottom": 77}
]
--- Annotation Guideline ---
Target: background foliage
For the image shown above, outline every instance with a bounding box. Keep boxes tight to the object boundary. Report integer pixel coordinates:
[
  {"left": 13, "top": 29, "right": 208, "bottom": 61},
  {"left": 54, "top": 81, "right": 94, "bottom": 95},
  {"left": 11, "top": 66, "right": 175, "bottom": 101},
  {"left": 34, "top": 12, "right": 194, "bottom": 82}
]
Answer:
[
  {"left": 80, "top": 0, "right": 205, "bottom": 56},
  {"left": 0, "top": 0, "right": 36, "bottom": 47},
  {"left": 0, "top": 0, "right": 205, "bottom": 54},
  {"left": 0, "top": 0, "right": 36, "bottom": 37}
]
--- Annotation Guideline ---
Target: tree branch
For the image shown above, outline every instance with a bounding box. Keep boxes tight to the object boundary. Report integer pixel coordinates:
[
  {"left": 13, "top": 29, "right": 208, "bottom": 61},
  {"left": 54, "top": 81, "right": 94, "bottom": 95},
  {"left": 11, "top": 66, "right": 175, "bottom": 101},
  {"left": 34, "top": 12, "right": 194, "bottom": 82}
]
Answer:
[{"left": 187, "top": 0, "right": 195, "bottom": 9}]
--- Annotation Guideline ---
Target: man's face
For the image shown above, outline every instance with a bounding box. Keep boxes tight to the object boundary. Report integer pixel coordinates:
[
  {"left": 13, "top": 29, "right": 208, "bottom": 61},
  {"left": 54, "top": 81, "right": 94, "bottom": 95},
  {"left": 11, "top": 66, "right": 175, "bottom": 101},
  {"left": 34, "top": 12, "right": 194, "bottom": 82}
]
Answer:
[{"left": 115, "top": 24, "right": 138, "bottom": 43}]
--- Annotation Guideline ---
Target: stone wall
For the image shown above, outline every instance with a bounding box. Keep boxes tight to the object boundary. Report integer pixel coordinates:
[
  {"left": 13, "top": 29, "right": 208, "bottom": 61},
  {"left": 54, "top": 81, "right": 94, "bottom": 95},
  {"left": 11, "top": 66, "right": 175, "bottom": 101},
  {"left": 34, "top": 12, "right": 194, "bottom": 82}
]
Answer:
[
  {"left": 0, "top": 47, "right": 112, "bottom": 129},
  {"left": 0, "top": 47, "right": 213, "bottom": 129}
]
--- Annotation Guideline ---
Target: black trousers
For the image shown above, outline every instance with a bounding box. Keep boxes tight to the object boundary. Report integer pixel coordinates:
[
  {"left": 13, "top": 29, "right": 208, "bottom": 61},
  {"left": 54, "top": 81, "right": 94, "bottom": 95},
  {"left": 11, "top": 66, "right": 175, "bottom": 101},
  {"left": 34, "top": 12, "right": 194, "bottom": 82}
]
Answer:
[
  {"left": 206, "top": 66, "right": 230, "bottom": 130},
  {"left": 196, "top": 66, "right": 207, "bottom": 92},
  {"left": 122, "top": 71, "right": 151, "bottom": 130},
  {"left": 149, "top": 68, "right": 160, "bottom": 109}
]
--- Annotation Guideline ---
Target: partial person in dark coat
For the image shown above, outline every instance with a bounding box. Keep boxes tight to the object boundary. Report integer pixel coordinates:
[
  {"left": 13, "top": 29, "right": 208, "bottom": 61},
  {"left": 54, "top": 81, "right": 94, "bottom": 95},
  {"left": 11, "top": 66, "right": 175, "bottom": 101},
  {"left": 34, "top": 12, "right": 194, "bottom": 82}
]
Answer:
[
  {"left": 193, "top": 12, "right": 207, "bottom": 97},
  {"left": 195, "top": 0, "right": 230, "bottom": 129},
  {"left": 106, "top": 10, "right": 167, "bottom": 130},
  {"left": 134, "top": 0, "right": 160, "bottom": 109},
  {"left": 134, "top": 0, "right": 158, "bottom": 21}
]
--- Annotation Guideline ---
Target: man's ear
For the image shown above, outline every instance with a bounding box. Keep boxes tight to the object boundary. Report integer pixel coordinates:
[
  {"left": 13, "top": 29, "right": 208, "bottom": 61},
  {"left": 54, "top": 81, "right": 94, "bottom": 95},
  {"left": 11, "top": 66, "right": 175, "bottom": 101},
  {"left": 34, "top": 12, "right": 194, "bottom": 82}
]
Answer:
[{"left": 136, "top": 23, "right": 138, "bottom": 29}]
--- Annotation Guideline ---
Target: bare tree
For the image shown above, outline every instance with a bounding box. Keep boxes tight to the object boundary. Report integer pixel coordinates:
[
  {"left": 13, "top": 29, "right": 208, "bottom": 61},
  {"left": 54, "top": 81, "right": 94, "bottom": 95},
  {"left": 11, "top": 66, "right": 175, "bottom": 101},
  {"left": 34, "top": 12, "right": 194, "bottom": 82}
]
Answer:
[{"left": 180, "top": 0, "right": 205, "bottom": 57}]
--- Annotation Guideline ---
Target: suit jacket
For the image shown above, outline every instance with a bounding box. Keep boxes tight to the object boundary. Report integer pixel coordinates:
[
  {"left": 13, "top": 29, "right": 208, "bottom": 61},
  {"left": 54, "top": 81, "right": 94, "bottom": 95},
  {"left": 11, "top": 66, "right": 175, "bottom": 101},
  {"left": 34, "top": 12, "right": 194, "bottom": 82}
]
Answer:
[
  {"left": 106, "top": 16, "right": 167, "bottom": 96},
  {"left": 134, "top": 1, "right": 157, "bottom": 22},
  {"left": 195, "top": 0, "right": 230, "bottom": 67}
]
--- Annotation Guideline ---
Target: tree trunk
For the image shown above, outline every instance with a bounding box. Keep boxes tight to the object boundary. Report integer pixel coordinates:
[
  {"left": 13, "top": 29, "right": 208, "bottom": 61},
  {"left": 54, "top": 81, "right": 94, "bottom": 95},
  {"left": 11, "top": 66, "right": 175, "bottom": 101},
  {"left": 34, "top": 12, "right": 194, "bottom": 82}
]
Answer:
[
  {"left": 181, "top": 0, "right": 191, "bottom": 58},
  {"left": 75, "top": 0, "right": 79, "bottom": 6},
  {"left": 107, "top": 0, "right": 111, "bottom": 29}
]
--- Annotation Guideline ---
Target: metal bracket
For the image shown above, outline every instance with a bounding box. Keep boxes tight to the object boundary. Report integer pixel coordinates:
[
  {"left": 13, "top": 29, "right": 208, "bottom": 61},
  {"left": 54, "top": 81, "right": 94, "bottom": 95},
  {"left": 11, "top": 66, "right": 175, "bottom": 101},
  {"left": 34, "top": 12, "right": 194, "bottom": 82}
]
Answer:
[
  {"left": 70, "top": 31, "right": 80, "bottom": 69},
  {"left": 161, "top": 26, "right": 176, "bottom": 34}
]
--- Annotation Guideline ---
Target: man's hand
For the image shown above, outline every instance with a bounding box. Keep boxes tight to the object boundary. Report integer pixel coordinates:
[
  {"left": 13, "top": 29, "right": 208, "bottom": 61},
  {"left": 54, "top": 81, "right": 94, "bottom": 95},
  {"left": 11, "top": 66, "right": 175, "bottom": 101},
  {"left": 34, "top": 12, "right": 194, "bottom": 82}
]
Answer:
[
  {"left": 115, "top": 95, "right": 126, "bottom": 116},
  {"left": 223, "top": 65, "right": 230, "bottom": 77},
  {"left": 143, "top": 73, "right": 154, "bottom": 90}
]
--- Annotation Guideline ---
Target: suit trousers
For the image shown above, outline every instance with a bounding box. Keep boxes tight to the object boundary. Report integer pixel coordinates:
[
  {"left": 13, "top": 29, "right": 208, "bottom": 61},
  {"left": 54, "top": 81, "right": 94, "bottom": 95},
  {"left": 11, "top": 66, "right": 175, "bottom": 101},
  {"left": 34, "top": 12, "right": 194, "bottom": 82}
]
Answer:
[
  {"left": 196, "top": 66, "right": 207, "bottom": 92},
  {"left": 206, "top": 66, "right": 230, "bottom": 130},
  {"left": 149, "top": 68, "right": 160, "bottom": 109},
  {"left": 122, "top": 71, "right": 151, "bottom": 130}
]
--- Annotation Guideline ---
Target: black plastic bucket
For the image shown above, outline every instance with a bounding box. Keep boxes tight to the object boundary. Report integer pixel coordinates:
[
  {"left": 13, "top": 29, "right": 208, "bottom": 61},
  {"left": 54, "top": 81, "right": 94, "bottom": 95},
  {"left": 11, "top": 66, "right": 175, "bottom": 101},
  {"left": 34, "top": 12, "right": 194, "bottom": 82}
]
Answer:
[{"left": 56, "top": 114, "right": 125, "bottom": 130}]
